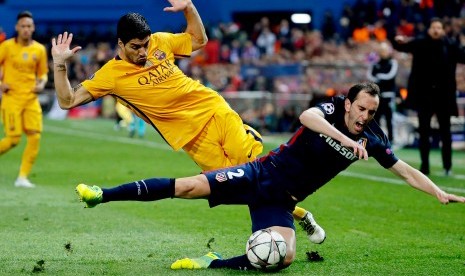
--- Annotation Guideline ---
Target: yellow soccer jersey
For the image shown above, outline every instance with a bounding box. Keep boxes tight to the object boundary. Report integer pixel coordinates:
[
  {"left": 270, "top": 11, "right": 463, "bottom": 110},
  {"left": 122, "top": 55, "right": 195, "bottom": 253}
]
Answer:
[
  {"left": 82, "top": 32, "right": 231, "bottom": 150},
  {"left": 0, "top": 38, "right": 48, "bottom": 100}
]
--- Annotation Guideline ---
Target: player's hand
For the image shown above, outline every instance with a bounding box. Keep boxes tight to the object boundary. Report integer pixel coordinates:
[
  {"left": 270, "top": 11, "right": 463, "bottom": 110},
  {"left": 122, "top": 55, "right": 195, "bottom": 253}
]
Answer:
[
  {"left": 51, "top": 32, "right": 82, "bottom": 64},
  {"left": 163, "top": 0, "right": 191, "bottom": 12},
  {"left": 342, "top": 139, "right": 368, "bottom": 160},
  {"left": 32, "top": 81, "right": 46, "bottom": 93},
  {"left": 438, "top": 191, "right": 465, "bottom": 204}
]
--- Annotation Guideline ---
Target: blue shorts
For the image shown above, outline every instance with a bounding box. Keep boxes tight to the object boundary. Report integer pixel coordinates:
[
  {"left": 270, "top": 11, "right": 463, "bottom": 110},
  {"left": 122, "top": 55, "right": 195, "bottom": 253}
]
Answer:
[{"left": 204, "top": 160, "right": 296, "bottom": 231}]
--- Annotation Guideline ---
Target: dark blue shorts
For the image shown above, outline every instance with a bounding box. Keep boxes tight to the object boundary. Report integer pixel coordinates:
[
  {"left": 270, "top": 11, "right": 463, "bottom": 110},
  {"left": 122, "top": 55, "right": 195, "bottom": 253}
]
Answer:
[{"left": 204, "top": 161, "right": 296, "bottom": 231}]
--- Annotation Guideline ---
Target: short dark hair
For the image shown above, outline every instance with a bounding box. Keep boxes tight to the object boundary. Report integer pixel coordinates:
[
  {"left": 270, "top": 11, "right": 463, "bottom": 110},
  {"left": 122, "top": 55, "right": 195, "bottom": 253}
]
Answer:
[
  {"left": 117, "top": 13, "right": 151, "bottom": 45},
  {"left": 347, "top": 82, "right": 380, "bottom": 103},
  {"left": 430, "top": 17, "right": 443, "bottom": 26},
  {"left": 17, "top": 10, "right": 33, "bottom": 21}
]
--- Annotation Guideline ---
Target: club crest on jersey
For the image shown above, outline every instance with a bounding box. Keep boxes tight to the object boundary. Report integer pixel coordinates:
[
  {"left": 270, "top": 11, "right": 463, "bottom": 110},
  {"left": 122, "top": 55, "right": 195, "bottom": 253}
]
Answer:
[
  {"left": 321, "top": 103, "right": 335, "bottom": 114},
  {"left": 153, "top": 49, "right": 166, "bottom": 60},
  {"left": 357, "top": 138, "right": 367, "bottom": 148},
  {"left": 215, "top": 172, "right": 227, "bottom": 182}
]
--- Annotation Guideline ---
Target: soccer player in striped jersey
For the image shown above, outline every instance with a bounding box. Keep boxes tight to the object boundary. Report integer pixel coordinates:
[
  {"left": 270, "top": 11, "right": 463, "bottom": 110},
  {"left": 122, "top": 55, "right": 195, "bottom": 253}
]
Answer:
[
  {"left": 51, "top": 0, "right": 324, "bottom": 244},
  {"left": 76, "top": 82, "right": 465, "bottom": 271},
  {"left": 0, "top": 11, "right": 48, "bottom": 188}
]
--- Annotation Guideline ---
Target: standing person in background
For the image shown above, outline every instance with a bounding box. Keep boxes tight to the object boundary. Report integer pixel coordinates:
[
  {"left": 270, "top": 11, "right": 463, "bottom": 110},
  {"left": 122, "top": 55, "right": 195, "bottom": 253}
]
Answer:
[
  {"left": 51, "top": 0, "right": 325, "bottom": 245},
  {"left": 366, "top": 41, "right": 398, "bottom": 142},
  {"left": 392, "top": 17, "right": 465, "bottom": 176},
  {"left": 0, "top": 11, "right": 48, "bottom": 188}
]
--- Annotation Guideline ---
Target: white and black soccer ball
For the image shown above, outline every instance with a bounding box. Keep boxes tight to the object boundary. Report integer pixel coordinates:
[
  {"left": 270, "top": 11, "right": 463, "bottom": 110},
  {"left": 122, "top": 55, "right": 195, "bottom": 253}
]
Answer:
[{"left": 245, "top": 228, "right": 287, "bottom": 270}]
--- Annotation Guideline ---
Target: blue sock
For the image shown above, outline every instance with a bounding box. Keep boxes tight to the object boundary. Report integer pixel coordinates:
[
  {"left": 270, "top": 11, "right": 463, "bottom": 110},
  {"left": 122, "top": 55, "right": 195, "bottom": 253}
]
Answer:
[
  {"left": 102, "top": 178, "right": 175, "bottom": 203},
  {"left": 209, "top": 254, "right": 256, "bottom": 270}
]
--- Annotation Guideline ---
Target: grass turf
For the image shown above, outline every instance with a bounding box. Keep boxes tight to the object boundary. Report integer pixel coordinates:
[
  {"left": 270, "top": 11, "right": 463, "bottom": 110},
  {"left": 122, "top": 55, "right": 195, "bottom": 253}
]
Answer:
[{"left": 1, "top": 118, "right": 464, "bottom": 275}]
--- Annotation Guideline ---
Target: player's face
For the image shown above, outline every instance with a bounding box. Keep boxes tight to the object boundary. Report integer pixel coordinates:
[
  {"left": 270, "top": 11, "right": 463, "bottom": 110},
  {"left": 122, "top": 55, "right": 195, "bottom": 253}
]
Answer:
[
  {"left": 119, "top": 36, "right": 150, "bottom": 66},
  {"left": 344, "top": 91, "right": 379, "bottom": 135},
  {"left": 428, "top": 21, "right": 444, "bottom": 40},
  {"left": 15, "top": 17, "right": 35, "bottom": 42}
]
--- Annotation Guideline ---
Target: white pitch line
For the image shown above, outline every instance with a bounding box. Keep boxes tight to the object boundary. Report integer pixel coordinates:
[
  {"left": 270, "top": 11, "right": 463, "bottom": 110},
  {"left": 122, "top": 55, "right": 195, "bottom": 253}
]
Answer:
[
  {"left": 46, "top": 124, "right": 465, "bottom": 194},
  {"left": 341, "top": 171, "right": 465, "bottom": 194},
  {"left": 45, "top": 125, "right": 172, "bottom": 150}
]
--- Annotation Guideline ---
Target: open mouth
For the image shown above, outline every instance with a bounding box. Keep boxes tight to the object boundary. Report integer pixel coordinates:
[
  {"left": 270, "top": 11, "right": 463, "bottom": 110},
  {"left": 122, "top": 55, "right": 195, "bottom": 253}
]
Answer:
[{"left": 354, "top": 121, "right": 364, "bottom": 132}]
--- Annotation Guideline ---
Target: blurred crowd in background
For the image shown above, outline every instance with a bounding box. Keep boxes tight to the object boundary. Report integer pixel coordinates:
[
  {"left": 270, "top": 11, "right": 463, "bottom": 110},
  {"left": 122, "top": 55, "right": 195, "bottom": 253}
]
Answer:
[{"left": 2, "top": 0, "right": 465, "bottom": 137}]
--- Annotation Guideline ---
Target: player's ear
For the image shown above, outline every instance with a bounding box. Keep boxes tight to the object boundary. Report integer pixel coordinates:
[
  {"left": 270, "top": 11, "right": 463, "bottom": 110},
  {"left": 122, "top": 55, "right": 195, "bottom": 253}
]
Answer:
[
  {"left": 117, "top": 39, "right": 124, "bottom": 49},
  {"left": 344, "top": 98, "right": 351, "bottom": 112}
]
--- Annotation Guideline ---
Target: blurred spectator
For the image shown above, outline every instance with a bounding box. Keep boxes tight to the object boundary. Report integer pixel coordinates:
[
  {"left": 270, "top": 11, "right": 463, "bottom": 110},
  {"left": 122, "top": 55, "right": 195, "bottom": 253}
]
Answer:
[
  {"left": 277, "top": 106, "right": 299, "bottom": 133},
  {"left": 229, "top": 39, "right": 242, "bottom": 64},
  {"left": 260, "top": 102, "right": 278, "bottom": 133},
  {"left": 256, "top": 27, "right": 277, "bottom": 56},
  {"left": 339, "top": 4, "right": 356, "bottom": 43},
  {"left": 366, "top": 42, "right": 398, "bottom": 142},
  {"left": 241, "top": 40, "right": 260, "bottom": 65},
  {"left": 321, "top": 11, "right": 337, "bottom": 42},
  {"left": 218, "top": 44, "right": 231, "bottom": 64},
  {"left": 276, "top": 19, "right": 293, "bottom": 51}
]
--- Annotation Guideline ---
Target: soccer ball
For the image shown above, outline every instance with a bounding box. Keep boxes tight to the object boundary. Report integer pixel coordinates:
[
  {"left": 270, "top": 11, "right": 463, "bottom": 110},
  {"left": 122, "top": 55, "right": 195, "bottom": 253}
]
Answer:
[{"left": 245, "top": 228, "right": 287, "bottom": 270}]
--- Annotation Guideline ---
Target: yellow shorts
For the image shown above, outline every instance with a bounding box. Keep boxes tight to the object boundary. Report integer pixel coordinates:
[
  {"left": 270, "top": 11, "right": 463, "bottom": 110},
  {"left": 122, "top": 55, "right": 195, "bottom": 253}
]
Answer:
[
  {"left": 183, "top": 107, "right": 263, "bottom": 171},
  {"left": 1, "top": 95, "right": 43, "bottom": 136}
]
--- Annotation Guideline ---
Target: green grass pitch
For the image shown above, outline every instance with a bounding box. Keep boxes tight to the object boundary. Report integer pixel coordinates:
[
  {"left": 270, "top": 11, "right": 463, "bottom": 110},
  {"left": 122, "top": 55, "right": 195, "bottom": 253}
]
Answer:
[{"left": 1, "top": 118, "right": 464, "bottom": 275}]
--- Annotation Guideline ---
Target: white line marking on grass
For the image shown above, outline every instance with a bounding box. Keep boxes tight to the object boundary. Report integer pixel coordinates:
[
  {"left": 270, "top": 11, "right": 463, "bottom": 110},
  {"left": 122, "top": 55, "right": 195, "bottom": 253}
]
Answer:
[
  {"left": 341, "top": 171, "right": 465, "bottom": 194},
  {"left": 45, "top": 125, "right": 172, "bottom": 150},
  {"left": 47, "top": 125, "right": 465, "bottom": 194}
]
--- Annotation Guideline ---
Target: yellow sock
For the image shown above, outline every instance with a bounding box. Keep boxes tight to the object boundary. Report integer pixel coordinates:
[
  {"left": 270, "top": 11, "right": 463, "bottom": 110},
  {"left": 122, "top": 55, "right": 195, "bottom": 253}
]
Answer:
[
  {"left": 19, "top": 133, "right": 40, "bottom": 178},
  {"left": 292, "top": 206, "right": 308, "bottom": 220},
  {"left": 0, "top": 135, "right": 20, "bottom": 154}
]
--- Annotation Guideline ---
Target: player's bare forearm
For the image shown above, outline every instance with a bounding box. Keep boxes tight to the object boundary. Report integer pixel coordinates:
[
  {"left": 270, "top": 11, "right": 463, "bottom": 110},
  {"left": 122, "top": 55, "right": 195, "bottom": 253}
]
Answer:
[
  {"left": 389, "top": 161, "right": 465, "bottom": 204},
  {"left": 53, "top": 64, "right": 78, "bottom": 109},
  {"left": 163, "top": 0, "right": 206, "bottom": 50},
  {"left": 51, "top": 31, "right": 84, "bottom": 109},
  {"left": 182, "top": 1, "right": 207, "bottom": 50},
  {"left": 33, "top": 77, "right": 47, "bottom": 93}
]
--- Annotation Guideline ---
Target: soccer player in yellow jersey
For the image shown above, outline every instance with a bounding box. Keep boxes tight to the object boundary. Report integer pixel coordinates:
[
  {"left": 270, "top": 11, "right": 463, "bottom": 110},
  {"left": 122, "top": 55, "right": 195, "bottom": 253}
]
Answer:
[
  {"left": 0, "top": 11, "right": 48, "bottom": 188},
  {"left": 51, "top": 0, "right": 325, "bottom": 247}
]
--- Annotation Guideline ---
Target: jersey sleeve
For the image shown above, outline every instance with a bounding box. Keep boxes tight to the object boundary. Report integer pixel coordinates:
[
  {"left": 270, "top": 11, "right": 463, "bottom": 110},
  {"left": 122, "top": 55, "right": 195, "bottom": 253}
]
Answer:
[
  {"left": 81, "top": 64, "right": 115, "bottom": 99},
  {"left": 367, "top": 124, "right": 399, "bottom": 168},
  {"left": 315, "top": 96, "right": 342, "bottom": 124},
  {"left": 154, "top": 32, "right": 192, "bottom": 58}
]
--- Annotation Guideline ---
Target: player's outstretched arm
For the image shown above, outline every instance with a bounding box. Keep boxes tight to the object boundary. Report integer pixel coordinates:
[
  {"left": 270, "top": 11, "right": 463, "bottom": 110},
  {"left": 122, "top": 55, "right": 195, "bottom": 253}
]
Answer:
[
  {"left": 389, "top": 160, "right": 465, "bottom": 204},
  {"left": 164, "top": 0, "right": 207, "bottom": 51},
  {"left": 51, "top": 32, "right": 92, "bottom": 109}
]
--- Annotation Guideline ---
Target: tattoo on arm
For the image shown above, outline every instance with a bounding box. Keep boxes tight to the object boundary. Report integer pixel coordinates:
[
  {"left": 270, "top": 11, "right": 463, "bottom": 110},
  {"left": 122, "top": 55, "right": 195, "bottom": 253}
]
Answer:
[
  {"left": 73, "top": 83, "right": 83, "bottom": 93},
  {"left": 55, "top": 64, "right": 66, "bottom": 71}
]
